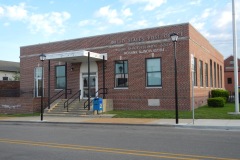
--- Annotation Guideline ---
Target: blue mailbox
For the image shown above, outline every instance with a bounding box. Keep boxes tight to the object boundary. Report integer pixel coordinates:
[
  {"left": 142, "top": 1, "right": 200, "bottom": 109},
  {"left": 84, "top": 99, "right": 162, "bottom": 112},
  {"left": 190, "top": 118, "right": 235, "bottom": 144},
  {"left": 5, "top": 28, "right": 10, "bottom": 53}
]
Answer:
[{"left": 93, "top": 97, "right": 103, "bottom": 111}]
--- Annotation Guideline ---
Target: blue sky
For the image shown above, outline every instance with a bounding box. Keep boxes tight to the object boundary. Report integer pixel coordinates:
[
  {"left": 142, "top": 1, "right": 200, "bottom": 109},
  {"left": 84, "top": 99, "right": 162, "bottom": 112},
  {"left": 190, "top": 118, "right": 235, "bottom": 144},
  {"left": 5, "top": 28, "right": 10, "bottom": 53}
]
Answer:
[{"left": 0, "top": 0, "right": 239, "bottom": 62}]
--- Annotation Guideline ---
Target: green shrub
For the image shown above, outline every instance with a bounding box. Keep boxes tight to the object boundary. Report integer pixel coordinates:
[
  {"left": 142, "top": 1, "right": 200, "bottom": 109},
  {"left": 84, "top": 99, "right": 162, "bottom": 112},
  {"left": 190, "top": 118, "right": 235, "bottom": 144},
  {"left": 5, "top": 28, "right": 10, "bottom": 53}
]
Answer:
[
  {"left": 207, "top": 97, "right": 225, "bottom": 107},
  {"left": 211, "top": 89, "right": 229, "bottom": 103}
]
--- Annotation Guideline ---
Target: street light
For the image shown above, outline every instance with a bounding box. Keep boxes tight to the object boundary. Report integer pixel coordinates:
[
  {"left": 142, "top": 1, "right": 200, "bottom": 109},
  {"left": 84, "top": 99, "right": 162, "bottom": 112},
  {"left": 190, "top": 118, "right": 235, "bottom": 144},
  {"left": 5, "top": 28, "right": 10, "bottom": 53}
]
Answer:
[
  {"left": 39, "top": 54, "right": 46, "bottom": 121},
  {"left": 170, "top": 33, "right": 179, "bottom": 124}
]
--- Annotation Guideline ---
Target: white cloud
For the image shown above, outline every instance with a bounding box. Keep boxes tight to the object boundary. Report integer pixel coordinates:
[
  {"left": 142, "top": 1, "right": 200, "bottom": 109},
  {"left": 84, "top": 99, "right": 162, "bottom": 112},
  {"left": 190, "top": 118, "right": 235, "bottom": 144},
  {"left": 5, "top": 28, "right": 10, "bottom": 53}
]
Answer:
[
  {"left": 189, "top": 8, "right": 215, "bottom": 32},
  {"left": 194, "top": 22, "right": 205, "bottom": 31},
  {"left": 120, "top": 0, "right": 166, "bottom": 11},
  {"left": 78, "top": 20, "right": 91, "bottom": 27},
  {"left": 201, "top": 8, "right": 213, "bottom": 19},
  {"left": 122, "top": 8, "right": 132, "bottom": 17},
  {"left": 215, "top": 2, "right": 240, "bottom": 29},
  {"left": 0, "top": 3, "right": 71, "bottom": 36},
  {"left": 157, "top": 21, "right": 166, "bottom": 26},
  {"left": 28, "top": 11, "right": 71, "bottom": 36},
  {"left": 190, "top": 0, "right": 202, "bottom": 5},
  {"left": 144, "top": 0, "right": 166, "bottom": 11},
  {"left": 0, "top": 7, "right": 4, "bottom": 16},
  {"left": 136, "top": 20, "right": 148, "bottom": 26},
  {"left": 205, "top": 32, "right": 232, "bottom": 40},
  {"left": 156, "top": 6, "right": 187, "bottom": 20},
  {"left": 216, "top": 11, "right": 232, "bottom": 28},
  {"left": 78, "top": 20, "right": 96, "bottom": 27},
  {"left": 95, "top": 6, "right": 123, "bottom": 25},
  {"left": 3, "top": 22, "right": 9, "bottom": 26},
  {"left": 4, "top": 3, "right": 28, "bottom": 20}
]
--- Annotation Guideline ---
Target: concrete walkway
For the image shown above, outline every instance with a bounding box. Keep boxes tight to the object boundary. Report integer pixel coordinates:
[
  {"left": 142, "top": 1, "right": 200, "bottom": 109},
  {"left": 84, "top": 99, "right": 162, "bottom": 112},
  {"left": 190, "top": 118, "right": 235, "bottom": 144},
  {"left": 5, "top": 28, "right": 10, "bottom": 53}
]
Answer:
[{"left": 1, "top": 115, "right": 240, "bottom": 130}]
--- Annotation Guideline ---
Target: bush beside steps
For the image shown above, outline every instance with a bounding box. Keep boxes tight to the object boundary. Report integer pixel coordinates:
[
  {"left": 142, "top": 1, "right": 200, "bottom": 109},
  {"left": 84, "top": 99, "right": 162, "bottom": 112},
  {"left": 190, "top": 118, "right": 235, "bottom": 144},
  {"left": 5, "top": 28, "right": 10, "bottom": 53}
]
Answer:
[{"left": 208, "top": 97, "right": 225, "bottom": 107}]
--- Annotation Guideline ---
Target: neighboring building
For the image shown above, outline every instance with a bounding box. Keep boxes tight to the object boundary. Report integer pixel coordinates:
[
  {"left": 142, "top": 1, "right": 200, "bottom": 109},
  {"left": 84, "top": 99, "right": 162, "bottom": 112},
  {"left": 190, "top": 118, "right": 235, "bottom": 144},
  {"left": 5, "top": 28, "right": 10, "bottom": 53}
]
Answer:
[
  {"left": 0, "top": 60, "right": 20, "bottom": 81},
  {"left": 224, "top": 55, "right": 240, "bottom": 92},
  {"left": 0, "top": 23, "right": 224, "bottom": 114}
]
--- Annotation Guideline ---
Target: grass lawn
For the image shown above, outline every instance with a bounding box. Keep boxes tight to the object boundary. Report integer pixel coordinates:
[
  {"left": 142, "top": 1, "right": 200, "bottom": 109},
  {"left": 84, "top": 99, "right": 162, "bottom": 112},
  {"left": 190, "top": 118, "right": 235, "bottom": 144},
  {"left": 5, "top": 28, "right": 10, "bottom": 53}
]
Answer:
[
  {"left": 0, "top": 112, "right": 40, "bottom": 117},
  {"left": 107, "top": 103, "right": 240, "bottom": 119}
]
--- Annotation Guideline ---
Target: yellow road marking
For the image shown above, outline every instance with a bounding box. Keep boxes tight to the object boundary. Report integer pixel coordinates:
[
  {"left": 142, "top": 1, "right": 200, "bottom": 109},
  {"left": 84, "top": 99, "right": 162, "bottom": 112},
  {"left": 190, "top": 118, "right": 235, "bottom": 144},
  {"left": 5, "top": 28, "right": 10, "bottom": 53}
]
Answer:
[{"left": 0, "top": 138, "right": 238, "bottom": 160}]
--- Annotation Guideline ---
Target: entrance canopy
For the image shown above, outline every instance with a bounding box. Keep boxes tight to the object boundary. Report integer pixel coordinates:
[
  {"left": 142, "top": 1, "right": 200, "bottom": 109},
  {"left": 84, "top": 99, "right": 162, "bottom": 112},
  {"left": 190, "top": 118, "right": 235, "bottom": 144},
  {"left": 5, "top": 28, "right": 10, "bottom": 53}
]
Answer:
[{"left": 46, "top": 50, "right": 107, "bottom": 63}]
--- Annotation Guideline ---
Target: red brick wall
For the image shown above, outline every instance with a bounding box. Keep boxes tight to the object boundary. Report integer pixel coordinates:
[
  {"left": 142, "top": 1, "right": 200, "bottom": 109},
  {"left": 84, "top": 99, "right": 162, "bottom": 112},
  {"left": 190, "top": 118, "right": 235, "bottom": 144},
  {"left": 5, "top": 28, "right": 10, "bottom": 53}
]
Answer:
[
  {"left": 0, "top": 97, "right": 34, "bottom": 114},
  {"left": 0, "top": 81, "right": 20, "bottom": 89},
  {"left": 16, "top": 23, "right": 224, "bottom": 112},
  {"left": 0, "top": 81, "right": 20, "bottom": 97},
  {"left": 224, "top": 56, "right": 240, "bottom": 92},
  {"left": 188, "top": 25, "right": 224, "bottom": 108}
]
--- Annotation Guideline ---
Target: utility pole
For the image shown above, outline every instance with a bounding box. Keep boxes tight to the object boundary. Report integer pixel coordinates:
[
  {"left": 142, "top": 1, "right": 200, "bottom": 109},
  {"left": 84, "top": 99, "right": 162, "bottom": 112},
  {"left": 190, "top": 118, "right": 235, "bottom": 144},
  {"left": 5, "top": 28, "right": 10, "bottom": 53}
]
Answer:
[{"left": 232, "top": 0, "right": 239, "bottom": 113}]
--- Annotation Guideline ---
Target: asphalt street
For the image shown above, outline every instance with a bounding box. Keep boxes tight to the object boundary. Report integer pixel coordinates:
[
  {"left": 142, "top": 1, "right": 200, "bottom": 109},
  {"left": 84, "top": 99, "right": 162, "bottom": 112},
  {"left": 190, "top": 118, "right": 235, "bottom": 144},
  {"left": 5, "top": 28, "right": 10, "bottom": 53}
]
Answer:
[{"left": 0, "top": 122, "right": 239, "bottom": 160}]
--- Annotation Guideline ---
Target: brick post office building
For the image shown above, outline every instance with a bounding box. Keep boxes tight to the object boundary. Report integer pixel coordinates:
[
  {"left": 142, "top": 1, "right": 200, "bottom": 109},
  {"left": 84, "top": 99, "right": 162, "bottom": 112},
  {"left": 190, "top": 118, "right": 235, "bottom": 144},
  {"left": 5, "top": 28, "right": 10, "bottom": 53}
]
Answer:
[{"left": 16, "top": 23, "right": 224, "bottom": 113}]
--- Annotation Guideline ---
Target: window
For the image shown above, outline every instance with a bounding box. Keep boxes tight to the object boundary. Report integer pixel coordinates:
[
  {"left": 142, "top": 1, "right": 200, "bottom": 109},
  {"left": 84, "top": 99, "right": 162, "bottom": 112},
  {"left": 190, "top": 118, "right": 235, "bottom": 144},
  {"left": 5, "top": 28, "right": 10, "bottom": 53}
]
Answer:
[
  {"left": 34, "top": 67, "right": 43, "bottom": 97},
  {"left": 194, "top": 58, "right": 197, "bottom": 86},
  {"left": 217, "top": 64, "right": 219, "bottom": 88},
  {"left": 3, "top": 77, "right": 8, "bottom": 81},
  {"left": 227, "top": 78, "right": 232, "bottom": 84},
  {"left": 115, "top": 61, "right": 128, "bottom": 87},
  {"left": 220, "top": 66, "right": 222, "bottom": 88},
  {"left": 205, "top": 63, "right": 208, "bottom": 87},
  {"left": 146, "top": 58, "right": 161, "bottom": 87},
  {"left": 214, "top": 62, "right": 216, "bottom": 88},
  {"left": 199, "top": 60, "right": 203, "bottom": 87},
  {"left": 55, "top": 65, "right": 66, "bottom": 89},
  {"left": 210, "top": 60, "right": 213, "bottom": 87}
]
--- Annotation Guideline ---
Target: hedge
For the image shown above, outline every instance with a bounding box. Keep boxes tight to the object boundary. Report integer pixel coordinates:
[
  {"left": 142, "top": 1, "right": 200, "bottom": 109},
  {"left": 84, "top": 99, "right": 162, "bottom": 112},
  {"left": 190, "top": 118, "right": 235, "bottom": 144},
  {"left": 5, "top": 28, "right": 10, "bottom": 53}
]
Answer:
[
  {"left": 207, "top": 97, "right": 225, "bottom": 107},
  {"left": 211, "top": 89, "right": 229, "bottom": 103}
]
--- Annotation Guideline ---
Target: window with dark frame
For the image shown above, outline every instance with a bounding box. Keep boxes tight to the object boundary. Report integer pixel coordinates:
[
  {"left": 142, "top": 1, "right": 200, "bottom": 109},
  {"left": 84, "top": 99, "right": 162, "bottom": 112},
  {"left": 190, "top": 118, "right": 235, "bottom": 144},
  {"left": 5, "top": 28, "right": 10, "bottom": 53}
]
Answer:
[
  {"left": 220, "top": 66, "right": 222, "bottom": 88},
  {"left": 210, "top": 60, "right": 213, "bottom": 87},
  {"left": 146, "top": 58, "right": 161, "bottom": 87},
  {"left": 214, "top": 62, "right": 216, "bottom": 88},
  {"left": 194, "top": 58, "right": 197, "bottom": 86},
  {"left": 115, "top": 60, "right": 128, "bottom": 87},
  {"left": 55, "top": 65, "right": 66, "bottom": 89},
  {"left": 227, "top": 78, "right": 232, "bottom": 84},
  {"left": 217, "top": 64, "right": 219, "bottom": 88},
  {"left": 199, "top": 60, "right": 203, "bottom": 87},
  {"left": 205, "top": 63, "right": 208, "bottom": 87},
  {"left": 2, "top": 77, "right": 8, "bottom": 81}
]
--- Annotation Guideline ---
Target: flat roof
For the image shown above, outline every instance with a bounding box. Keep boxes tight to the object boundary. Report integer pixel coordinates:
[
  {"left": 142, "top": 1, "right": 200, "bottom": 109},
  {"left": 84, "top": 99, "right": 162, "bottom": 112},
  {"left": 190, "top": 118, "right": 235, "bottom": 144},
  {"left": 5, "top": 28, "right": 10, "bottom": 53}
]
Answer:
[{"left": 46, "top": 50, "right": 107, "bottom": 63}]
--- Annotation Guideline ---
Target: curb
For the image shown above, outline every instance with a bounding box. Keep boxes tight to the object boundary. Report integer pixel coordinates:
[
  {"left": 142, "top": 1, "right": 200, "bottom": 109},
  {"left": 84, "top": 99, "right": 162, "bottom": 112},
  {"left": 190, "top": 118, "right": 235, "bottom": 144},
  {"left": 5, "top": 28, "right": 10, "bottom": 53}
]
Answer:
[{"left": 1, "top": 120, "right": 240, "bottom": 130}]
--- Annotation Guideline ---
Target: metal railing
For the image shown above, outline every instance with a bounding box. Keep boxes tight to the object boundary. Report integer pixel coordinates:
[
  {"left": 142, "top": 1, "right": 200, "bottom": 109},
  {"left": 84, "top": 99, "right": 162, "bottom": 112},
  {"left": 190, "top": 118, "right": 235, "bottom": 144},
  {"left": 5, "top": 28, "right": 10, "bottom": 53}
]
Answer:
[
  {"left": 83, "top": 88, "right": 108, "bottom": 110},
  {"left": 64, "top": 90, "right": 81, "bottom": 112},
  {"left": 49, "top": 89, "right": 72, "bottom": 105}
]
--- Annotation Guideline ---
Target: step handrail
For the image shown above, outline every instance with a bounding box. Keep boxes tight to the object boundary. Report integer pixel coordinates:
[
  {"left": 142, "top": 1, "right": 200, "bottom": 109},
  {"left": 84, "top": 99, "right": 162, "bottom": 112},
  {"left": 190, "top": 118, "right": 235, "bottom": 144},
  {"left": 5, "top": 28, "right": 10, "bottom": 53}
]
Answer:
[
  {"left": 83, "top": 88, "right": 108, "bottom": 110},
  {"left": 64, "top": 90, "right": 81, "bottom": 112},
  {"left": 50, "top": 89, "right": 72, "bottom": 105}
]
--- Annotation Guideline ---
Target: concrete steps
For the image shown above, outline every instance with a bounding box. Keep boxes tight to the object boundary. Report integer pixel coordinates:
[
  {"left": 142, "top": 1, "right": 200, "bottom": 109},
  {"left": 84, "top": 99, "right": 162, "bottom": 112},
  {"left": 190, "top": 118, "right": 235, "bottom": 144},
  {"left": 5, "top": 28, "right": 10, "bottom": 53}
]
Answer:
[{"left": 44, "top": 99, "right": 93, "bottom": 116}]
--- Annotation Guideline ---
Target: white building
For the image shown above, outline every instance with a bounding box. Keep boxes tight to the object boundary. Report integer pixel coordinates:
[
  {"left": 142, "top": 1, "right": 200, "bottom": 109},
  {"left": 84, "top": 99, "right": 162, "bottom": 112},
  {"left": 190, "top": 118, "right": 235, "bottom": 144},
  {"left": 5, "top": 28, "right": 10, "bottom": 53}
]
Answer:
[{"left": 0, "top": 60, "right": 20, "bottom": 81}]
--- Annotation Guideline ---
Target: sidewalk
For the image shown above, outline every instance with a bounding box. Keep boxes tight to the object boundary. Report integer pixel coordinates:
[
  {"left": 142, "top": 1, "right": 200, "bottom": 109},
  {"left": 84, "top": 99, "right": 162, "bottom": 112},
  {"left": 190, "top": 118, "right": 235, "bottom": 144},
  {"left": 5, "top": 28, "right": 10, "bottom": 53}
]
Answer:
[{"left": 0, "top": 115, "right": 240, "bottom": 130}]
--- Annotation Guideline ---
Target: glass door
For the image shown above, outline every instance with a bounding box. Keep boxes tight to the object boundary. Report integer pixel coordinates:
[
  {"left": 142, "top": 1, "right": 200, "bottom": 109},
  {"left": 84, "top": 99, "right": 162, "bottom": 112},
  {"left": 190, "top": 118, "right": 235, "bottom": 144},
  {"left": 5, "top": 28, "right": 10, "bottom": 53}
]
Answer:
[{"left": 82, "top": 73, "right": 96, "bottom": 98}]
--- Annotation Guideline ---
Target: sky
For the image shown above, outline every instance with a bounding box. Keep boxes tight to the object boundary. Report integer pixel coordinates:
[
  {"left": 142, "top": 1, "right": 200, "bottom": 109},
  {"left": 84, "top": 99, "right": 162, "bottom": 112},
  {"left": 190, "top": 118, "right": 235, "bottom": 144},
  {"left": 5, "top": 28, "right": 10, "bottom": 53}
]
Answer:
[{"left": 0, "top": 0, "right": 239, "bottom": 62}]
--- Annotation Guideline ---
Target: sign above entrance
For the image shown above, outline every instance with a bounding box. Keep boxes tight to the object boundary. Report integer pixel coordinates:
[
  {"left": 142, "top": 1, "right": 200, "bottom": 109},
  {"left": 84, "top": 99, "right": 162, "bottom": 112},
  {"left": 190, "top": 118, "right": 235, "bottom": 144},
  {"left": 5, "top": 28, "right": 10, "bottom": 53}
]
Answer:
[{"left": 46, "top": 50, "right": 107, "bottom": 63}]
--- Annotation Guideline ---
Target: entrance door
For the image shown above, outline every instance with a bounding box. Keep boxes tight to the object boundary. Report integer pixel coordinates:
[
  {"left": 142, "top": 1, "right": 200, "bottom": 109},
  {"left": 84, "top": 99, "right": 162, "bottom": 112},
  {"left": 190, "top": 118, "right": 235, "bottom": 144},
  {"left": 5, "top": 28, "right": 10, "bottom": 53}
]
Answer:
[{"left": 82, "top": 73, "right": 96, "bottom": 98}]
